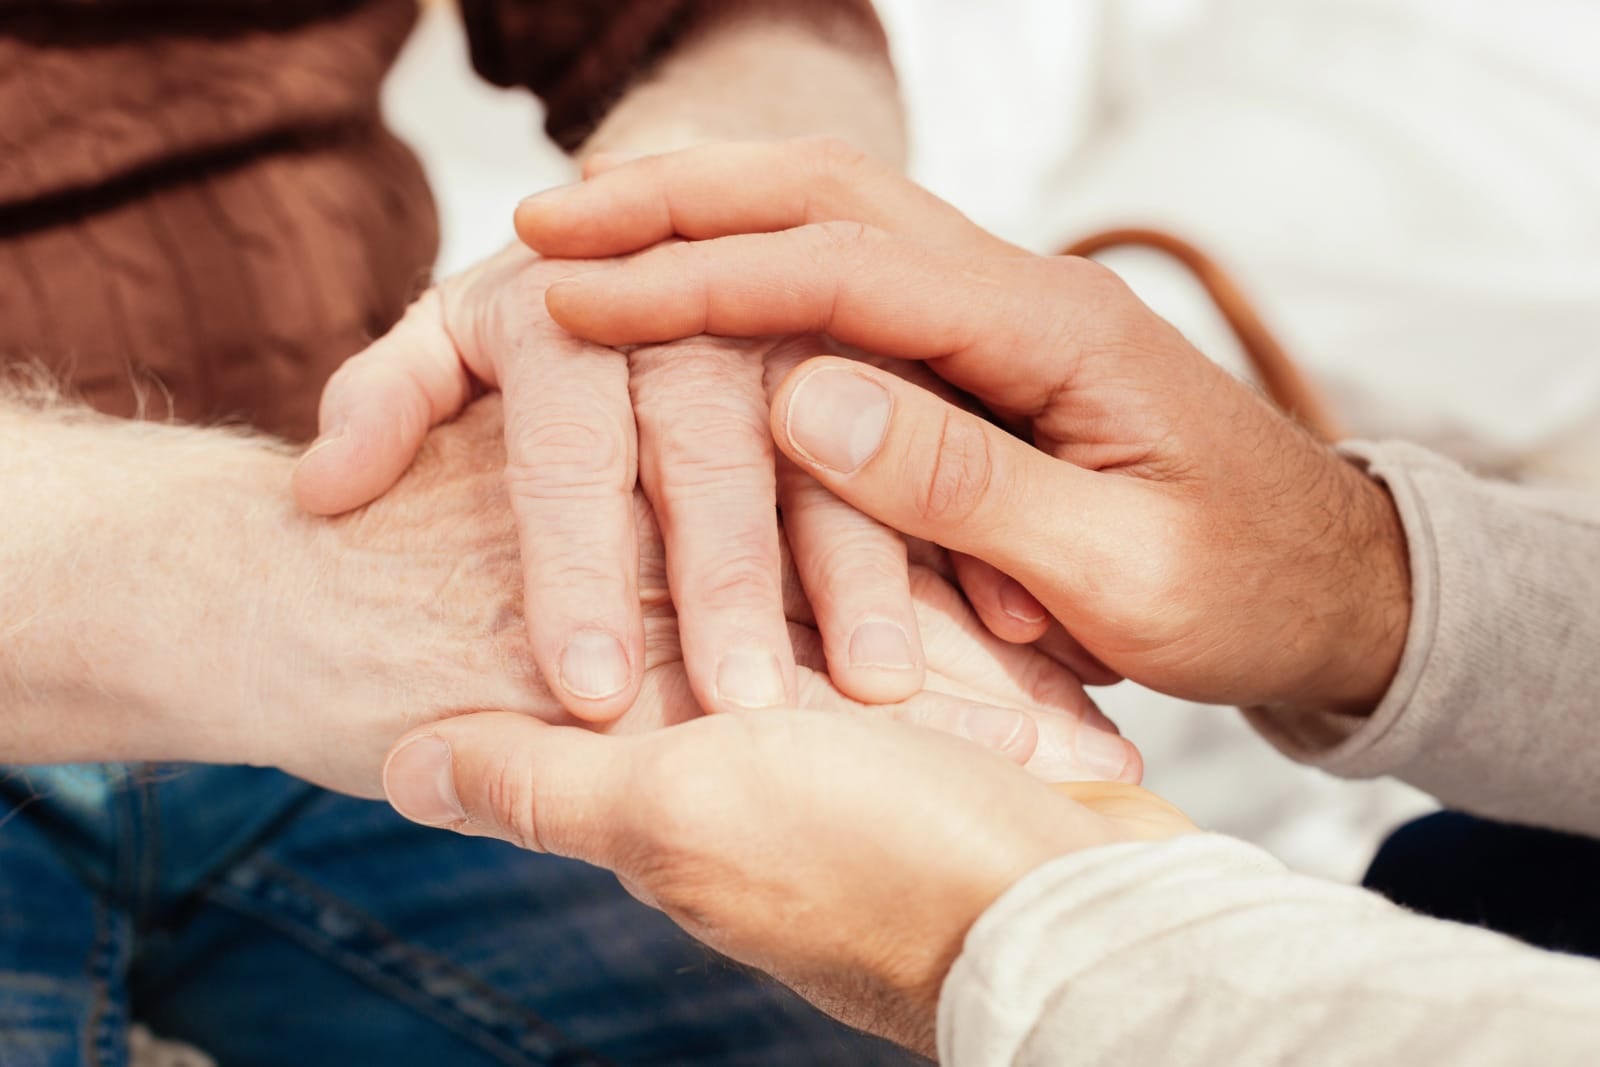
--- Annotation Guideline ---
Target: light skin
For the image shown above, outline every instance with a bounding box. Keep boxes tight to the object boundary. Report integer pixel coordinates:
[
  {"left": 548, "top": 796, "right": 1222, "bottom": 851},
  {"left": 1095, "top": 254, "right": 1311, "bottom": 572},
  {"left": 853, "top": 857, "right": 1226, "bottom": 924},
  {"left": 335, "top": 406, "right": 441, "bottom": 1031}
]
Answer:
[
  {"left": 519, "top": 139, "right": 1415, "bottom": 717},
  {"left": 384, "top": 713, "right": 1190, "bottom": 1060},
  {"left": 291, "top": 12, "right": 945, "bottom": 727},
  {"left": 0, "top": 391, "right": 1138, "bottom": 797},
  {"left": 383, "top": 139, "right": 1415, "bottom": 1054}
]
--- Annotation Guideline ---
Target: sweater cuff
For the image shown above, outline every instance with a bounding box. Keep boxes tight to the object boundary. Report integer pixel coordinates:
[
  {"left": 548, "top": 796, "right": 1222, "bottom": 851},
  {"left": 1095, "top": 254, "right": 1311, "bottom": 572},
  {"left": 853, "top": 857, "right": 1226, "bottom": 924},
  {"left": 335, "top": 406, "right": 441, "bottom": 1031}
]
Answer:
[
  {"left": 1244, "top": 440, "right": 1600, "bottom": 835},
  {"left": 937, "top": 835, "right": 1283, "bottom": 1066}
]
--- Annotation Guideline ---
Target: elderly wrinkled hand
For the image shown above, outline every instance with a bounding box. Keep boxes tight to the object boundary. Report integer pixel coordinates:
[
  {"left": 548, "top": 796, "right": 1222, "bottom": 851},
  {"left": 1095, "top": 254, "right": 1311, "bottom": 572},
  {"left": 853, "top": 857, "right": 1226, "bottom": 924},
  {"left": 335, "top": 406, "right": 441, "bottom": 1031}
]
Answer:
[
  {"left": 291, "top": 229, "right": 941, "bottom": 728},
  {"left": 294, "top": 394, "right": 1139, "bottom": 799},
  {"left": 517, "top": 139, "right": 1413, "bottom": 718}
]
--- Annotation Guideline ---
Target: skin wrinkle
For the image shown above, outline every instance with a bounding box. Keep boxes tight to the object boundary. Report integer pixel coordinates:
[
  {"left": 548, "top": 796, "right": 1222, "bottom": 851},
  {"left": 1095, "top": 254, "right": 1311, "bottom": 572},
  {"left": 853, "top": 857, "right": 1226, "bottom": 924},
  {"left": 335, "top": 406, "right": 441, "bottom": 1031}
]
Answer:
[
  {"left": 922, "top": 406, "right": 996, "bottom": 528},
  {"left": 524, "top": 138, "right": 1417, "bottom": 716},
  {"left": 503, "top": 416, "right": 628, "bottom": 495},
  {"left": 9, "top": 373, "right": 1126, "bottom": 786},
  {"left": 401, "top": 293, "right": 475, "bottom": 426}
]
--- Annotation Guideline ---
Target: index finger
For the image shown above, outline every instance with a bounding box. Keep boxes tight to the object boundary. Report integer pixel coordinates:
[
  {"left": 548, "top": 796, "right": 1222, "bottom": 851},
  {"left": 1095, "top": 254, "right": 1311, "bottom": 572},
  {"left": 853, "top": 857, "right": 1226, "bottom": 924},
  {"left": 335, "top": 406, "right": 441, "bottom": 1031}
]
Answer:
[
  {"left": 545, "top": 224, "right": 1131, "bottom": 415},
  {"left": 515, "top": 138, "right": 1022, "bottom": 261}
]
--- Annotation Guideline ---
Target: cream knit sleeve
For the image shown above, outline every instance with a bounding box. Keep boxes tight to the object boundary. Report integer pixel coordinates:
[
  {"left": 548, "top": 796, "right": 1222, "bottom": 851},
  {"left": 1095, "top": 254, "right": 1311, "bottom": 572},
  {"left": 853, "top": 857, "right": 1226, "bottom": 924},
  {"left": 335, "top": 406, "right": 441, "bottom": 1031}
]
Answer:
[{"left": 940, "top": 835, "right": 1600, "bottom": 1066}]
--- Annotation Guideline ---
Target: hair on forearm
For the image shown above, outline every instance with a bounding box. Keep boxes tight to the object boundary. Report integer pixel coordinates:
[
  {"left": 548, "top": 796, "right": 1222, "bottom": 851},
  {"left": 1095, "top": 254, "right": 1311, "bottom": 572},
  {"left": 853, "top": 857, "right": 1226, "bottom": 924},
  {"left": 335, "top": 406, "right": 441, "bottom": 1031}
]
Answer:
[
  {"left": 0, "top": 360, "right": 296, "bottom": 458},
  {"left": 0, "top": 360, "right": 67, "bottom": 413}
]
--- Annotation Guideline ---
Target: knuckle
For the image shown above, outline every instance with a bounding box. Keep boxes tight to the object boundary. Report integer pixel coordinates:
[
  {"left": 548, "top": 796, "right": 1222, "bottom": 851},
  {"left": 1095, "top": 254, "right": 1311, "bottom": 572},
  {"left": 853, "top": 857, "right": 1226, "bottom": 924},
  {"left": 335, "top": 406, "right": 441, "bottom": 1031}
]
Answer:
[
  {"left": 803, "top": 526, "right": 905, "bottom": 601},
  {"left": 652, "top": 443, "right": 774, "bottom": 496},
  {"left": 526, "top": 550, "right": 627, "bottom": 599},
  {"left": 811, "top": 218, "right": 877, "bottom": 252},
  {"left": 683, "top": 539, "right": 782, "bottom": 610},
  {"left": 920, "top": 409, "right": 996, "bottom": 525},
  {"left": 504, "top": 414, "right": 629, "bottom": 493},
  {"left": 631, "top": 345, "right": 765, "bottom": 421},
  {"left": 470, "top": 281, "right": 563, "bottom": 359},
  {"left": 806, "top": 135, "right": 873, "bottom": 185},
  {"left": 645, "top": 415, "right": 773, "bottom": 496},
  {"left": 481, "top": 751, "right": 543, "bottom": 851},
  {"left": 1045, "top": 256, "right": 1140, "bottom": 317},
  {"left": 630, "top": 340, "right": 763, "bottom": 398},
  {"left": 512, "top": 269, "right": 560, "bottom": 312}
]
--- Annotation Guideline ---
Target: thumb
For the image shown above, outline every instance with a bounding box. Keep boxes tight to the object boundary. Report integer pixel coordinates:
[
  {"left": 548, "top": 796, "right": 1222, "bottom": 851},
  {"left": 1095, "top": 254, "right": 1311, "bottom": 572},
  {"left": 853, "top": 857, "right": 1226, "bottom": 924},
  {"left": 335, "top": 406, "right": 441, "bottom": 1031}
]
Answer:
[
  {"left": 293, "top": 290, "right": 475, "bottom": 515},
  {"left": 770, "top": 356, "right": 1104, "bottom": 600},
  {"left": 381, "top": 713, "right": 628, "bottom": 864}
]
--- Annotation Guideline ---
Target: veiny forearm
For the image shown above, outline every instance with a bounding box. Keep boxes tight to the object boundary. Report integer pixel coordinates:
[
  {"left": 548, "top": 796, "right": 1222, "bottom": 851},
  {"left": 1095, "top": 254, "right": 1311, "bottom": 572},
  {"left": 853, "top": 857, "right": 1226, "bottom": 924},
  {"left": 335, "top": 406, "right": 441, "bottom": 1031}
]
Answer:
[
  {"left": 581, "top": 11, "right": 905, "bottom": 165},
  {"left": 0, "top": 391, "right": 316, "bottom": 766}
]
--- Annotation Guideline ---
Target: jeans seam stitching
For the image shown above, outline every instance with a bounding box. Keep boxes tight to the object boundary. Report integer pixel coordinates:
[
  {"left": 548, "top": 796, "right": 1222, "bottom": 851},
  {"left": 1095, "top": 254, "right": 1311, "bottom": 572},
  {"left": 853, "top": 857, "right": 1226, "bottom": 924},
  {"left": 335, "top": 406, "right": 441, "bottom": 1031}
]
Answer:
[
  {"left": 202, "top": 857, "right": 610, "bottom": 1067},
  {"left": 84, "top": 893, "right": 124, "bottom": 1067}
]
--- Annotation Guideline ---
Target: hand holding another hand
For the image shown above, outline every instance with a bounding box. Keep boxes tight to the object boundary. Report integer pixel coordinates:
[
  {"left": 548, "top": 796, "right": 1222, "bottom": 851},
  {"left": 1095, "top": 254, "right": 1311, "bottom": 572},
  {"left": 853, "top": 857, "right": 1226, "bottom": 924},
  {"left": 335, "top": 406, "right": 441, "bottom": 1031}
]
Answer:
[
  {"left": 291, "top": 234, "right": 943, "bottom": 726},
  {"left": 518, "top": 139, "right": 1414, "bottom": 717},
  {"left": 383, "top": 707, "right": 1187, "bottom": 1058},
  {"left": 278, "top": 397, "right": 1140, "bottom": 799}
]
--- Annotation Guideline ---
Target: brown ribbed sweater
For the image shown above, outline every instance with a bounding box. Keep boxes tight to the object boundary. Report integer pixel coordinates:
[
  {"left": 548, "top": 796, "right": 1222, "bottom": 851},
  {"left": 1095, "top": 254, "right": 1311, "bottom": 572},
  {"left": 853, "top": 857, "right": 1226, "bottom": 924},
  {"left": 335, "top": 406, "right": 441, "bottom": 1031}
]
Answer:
[{"left": 0, "top": 0, "right": 886, "bottom": 441}]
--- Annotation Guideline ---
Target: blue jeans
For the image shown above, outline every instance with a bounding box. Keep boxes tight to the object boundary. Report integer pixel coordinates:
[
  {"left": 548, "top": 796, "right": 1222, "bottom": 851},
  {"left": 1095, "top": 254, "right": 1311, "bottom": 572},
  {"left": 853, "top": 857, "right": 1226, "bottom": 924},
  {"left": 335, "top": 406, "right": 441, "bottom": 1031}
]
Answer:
[
  {"left": 1365, "top": 811, "right": 1600, "bottom": 960},
  {"left": 0, "top": 763, "right": 920, "bottom": 1066}
]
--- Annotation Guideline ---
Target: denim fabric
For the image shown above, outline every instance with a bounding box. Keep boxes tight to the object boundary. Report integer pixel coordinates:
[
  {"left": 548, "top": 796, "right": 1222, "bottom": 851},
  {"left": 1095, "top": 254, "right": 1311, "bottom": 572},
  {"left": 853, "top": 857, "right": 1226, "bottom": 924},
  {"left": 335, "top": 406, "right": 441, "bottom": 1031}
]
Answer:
[
  {"left": 0, "top": 764, "right": 922, "bottom": 1067},
  {"left": 1365, "top": 810, "right": 1600, "bottom": 960}
]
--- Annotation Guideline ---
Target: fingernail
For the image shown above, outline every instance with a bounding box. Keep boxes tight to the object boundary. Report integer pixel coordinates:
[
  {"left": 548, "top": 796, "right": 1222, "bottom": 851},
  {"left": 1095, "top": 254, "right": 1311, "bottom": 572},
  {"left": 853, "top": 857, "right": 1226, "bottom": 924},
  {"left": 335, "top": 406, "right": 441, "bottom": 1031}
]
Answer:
[
  {"left": 518, "top": 183, "right": 578, "bottom": 208},
  {"left": 384, "top": 735, "right": 465, "bottom": 826},
  {"left": 716, "top": 649, "right": 787, "bottom": 709},
  {"left": 785, "top": 368, "right": 891, "bottom": 474},
  {"left": 1076, "top": 729, "right": 1131, "bottom": 781},
  {"left": 298, "top": 425, "right": 345, "bottom": 465},
  {"left": 998, "top": 577, "right": 1048, "bottom": 624},
  {"left": 961, "top": 705, "right": 1033, "bottom": 758},
  {"left": 848, "top": 620, "right": 916, "bottom": 671},
  {"left": 1029, "top": 717, "right": 1130, "bottom": 782},
  {"left": 560, "top": 630, "right": 631, "bottom": 700}
]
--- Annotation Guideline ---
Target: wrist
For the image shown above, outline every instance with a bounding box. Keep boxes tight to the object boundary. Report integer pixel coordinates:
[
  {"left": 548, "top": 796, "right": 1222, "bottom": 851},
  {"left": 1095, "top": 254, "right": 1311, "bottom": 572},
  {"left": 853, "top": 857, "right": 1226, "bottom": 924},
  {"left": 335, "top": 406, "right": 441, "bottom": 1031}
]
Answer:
[
  {"left": 127, "top": 445, "right": 318, "bottom": 766},
  {"left": 887, "top": 800, "right": 1133, "bottom": 1056},
  {"left": 1294, "top": 457, "right": 1412, "bottom": 717},
  {"left": 581, "top": 18, "right": 905, "bottom": 166},
  {"left": 0, "top": 413, "right": 308, "bottom": 767},
  {"left": 261, "top": 400, "right": 560, "bottom": 795},
  {"left": 244, "top": 512, "right": 554, "bottom": 797}
]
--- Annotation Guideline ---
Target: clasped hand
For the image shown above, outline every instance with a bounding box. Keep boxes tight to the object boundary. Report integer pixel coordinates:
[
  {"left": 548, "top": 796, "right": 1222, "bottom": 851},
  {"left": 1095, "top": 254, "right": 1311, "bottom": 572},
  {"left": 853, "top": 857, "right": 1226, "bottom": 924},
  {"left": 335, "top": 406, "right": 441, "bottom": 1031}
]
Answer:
[
  {"left": 372, "top": 139, "right": 1414, "bottom": 1055},
  {"left": 283, "top": 393, "right": 1138, "bottom": 799}
]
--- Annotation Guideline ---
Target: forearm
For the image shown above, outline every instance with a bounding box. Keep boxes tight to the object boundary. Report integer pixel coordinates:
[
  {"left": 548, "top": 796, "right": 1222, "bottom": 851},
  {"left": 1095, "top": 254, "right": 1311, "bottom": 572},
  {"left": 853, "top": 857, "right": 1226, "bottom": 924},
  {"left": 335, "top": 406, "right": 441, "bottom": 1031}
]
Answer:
[
  {"left": 942, "top": 836, "right": 1600, "bottom": 1066},
  {"left": 581, "top": 9, "right": 905, "bottom": 164},
  {"left": 1246, "top": 440, "right": 1600, "bottom": 836},
  {"left": 0, "top": 395, "right": 315, "bottom": 766},
  {"left": 0, "top": 392, "right": 546, "bottom": 792}
]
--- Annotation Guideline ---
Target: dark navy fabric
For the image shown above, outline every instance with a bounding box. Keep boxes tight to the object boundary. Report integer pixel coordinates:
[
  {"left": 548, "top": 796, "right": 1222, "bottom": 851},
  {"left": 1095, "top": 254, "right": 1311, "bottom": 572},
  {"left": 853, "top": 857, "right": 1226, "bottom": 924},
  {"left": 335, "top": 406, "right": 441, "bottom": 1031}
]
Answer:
[
  {"left": 0, "top": 763, "right": 920, "bottom": 1066},
  {"left": 1365, "top": 810, "right": 1600, "bottom": 961}
]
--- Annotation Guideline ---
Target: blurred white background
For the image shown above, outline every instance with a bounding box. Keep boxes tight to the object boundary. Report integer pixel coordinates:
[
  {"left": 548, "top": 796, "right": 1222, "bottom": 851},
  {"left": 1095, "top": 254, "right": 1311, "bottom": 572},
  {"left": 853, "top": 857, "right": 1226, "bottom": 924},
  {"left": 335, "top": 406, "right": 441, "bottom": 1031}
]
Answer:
[{"left": 381, "top": 0, "right": 1600, "bottom": 881}]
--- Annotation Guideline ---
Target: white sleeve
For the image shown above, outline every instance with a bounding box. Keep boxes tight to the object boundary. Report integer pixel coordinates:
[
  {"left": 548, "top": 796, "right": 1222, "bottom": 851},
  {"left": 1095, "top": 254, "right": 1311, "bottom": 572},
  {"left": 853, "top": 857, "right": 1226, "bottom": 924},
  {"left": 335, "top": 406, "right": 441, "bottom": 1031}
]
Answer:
[{"left": 940, "top": 834, "right": 1600, "bottom": 1067}]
